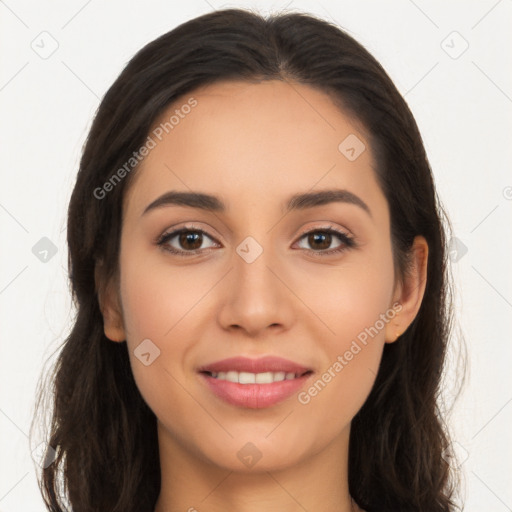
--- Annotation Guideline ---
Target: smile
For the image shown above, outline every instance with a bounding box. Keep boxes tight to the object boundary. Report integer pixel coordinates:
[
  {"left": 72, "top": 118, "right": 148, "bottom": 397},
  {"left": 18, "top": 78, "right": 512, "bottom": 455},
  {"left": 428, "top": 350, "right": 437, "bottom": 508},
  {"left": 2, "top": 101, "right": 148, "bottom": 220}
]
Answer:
[{"left": 204, "top": 370, "right": 309, "bottom": 384}]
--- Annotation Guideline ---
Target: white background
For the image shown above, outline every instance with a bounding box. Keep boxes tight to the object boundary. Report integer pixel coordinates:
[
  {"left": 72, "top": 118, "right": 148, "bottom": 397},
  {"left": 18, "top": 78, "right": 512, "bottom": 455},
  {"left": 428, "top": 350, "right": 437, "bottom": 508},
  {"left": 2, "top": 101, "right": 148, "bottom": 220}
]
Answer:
[{"left": 1, "top": 1, "right": 511, "bottom": 510}]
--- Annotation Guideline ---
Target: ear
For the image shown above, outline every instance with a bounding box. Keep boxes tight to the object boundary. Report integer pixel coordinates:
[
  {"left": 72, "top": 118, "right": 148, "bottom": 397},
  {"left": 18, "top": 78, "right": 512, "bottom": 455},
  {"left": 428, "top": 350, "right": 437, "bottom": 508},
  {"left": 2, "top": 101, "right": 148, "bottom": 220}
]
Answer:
[
  {"left": 385, "top": 236, "right": 428, "bottom": 343},
  {"left": 95, "top": 261, "right": 126, "bottom": 342}
]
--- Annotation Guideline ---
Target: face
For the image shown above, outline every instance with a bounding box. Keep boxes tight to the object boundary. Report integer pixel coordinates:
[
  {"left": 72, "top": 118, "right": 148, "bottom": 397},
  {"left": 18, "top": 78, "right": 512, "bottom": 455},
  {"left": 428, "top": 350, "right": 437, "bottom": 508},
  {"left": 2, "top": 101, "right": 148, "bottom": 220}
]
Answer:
[{"left": 102, "top": 80, "right": 414, "bottom": 473}]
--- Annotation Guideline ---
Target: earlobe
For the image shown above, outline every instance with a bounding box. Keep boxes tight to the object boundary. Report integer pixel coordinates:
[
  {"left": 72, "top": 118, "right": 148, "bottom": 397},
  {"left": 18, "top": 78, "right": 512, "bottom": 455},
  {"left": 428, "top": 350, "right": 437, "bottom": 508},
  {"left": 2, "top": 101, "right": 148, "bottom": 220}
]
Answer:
[
  {"left": 101, "top": 300, "right": 126, "bottom": 342},
  {"left": 95, "top": 262, "right": 126, "bottom": 343},
  {"left": 384, "top": 302, "right": 403, "bottom": 344},
  {"left": 385, "top": 236, "right": 428, "bottom": 343}
]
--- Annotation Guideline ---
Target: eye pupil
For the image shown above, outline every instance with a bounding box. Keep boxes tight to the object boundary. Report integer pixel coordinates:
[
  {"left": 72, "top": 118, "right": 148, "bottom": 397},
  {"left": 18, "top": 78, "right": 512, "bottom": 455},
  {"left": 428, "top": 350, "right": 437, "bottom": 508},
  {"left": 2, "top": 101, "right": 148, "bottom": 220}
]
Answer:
[
  {"left": 180, "top": 231, "right": 202, "bottom": 250},
  {"left": 309, "top": 232, "right": 331, "bottom": 250}
]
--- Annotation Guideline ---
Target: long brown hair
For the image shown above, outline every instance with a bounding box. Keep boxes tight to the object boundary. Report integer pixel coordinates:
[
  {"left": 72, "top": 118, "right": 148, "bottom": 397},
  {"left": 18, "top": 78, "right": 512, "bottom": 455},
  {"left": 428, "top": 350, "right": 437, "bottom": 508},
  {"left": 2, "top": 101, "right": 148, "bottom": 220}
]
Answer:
[{"left": 31, "top": 8, "right": 461, "bottom": 511}]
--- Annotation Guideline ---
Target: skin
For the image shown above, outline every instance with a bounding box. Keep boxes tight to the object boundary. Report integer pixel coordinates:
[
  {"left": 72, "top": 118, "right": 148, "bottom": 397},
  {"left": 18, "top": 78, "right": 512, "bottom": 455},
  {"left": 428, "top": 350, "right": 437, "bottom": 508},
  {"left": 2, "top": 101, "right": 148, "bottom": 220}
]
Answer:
[{"left": 98, "top": 80, "right": 428, "bottom": 512}]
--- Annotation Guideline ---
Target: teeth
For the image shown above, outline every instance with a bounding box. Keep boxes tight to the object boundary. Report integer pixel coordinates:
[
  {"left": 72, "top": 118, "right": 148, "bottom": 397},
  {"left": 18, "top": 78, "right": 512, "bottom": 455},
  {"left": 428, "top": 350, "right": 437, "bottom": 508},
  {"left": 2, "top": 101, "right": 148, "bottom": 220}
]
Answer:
[{"left": 209, "top": 371, "right": 300, "bottom": 384}]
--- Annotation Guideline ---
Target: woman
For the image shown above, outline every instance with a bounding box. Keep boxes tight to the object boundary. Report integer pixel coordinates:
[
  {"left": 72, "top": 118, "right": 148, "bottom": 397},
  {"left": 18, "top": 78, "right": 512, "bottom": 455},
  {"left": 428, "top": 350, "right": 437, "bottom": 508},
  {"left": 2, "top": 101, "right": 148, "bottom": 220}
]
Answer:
[{"left": 32, "top": 8, "right": 460, "bottom": 511}]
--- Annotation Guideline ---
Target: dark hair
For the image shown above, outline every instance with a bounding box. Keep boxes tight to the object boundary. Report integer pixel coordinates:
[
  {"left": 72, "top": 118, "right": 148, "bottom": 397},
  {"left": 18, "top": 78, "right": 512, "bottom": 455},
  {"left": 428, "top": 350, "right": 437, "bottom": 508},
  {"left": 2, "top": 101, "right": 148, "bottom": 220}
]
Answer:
[{"left": 31, "top": 8, "right": 460, "bottom": 511}]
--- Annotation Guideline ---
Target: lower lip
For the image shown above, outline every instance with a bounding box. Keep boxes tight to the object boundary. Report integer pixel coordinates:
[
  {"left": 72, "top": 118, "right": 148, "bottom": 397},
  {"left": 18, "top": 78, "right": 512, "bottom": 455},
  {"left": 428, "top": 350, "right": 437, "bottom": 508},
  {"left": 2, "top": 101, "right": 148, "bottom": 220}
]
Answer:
[{"left": 199, "top": 372, "right": 312, "bottom": 409}]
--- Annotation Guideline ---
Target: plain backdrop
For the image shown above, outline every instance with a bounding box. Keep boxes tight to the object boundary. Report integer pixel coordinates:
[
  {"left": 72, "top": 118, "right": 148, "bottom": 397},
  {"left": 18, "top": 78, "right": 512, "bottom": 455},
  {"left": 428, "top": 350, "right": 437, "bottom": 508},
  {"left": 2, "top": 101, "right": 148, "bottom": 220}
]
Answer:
[{"left": 1, "top": 1, "right": 511, "bottom": 510}]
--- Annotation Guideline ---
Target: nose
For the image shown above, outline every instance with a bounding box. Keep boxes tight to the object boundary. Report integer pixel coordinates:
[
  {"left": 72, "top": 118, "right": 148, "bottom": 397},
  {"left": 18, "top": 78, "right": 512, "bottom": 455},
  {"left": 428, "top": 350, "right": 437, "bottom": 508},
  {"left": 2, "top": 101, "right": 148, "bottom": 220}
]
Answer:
[{"left": 216, "top": 240, "right": 295, "bottom": 337}]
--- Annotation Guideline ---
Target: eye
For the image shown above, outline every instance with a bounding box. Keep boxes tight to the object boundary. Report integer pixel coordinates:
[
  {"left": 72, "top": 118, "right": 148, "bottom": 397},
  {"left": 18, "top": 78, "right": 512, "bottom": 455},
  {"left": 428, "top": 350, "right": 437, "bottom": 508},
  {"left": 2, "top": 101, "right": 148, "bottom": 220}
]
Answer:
[
  {"left": 294, "top": 226, "right": 355, "bottom": 256},
  {"left": 157, "top": 226, "right": 219, "bottom": 255},
  {"left": 156, "top": 224, "right": 355, "bottom": 257}
]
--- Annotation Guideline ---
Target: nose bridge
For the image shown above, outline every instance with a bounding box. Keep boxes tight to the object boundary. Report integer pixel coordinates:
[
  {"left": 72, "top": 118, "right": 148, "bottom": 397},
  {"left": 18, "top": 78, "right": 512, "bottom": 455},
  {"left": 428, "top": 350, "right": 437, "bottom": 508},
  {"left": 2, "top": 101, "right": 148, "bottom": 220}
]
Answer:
[
  {"left": 233, "top": 232, "right": 280, "bottom": 298},
  {"left": 217, "top": 231, "right": 291, "bottom": 334}
]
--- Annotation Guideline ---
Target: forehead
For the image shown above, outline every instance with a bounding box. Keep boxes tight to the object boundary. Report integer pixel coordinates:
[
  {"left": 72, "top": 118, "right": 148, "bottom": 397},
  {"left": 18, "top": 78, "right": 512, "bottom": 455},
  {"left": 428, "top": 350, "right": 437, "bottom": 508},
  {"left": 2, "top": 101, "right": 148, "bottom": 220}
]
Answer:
[{"left": 123, "top": 80, "right": 385, "bottom": 218}]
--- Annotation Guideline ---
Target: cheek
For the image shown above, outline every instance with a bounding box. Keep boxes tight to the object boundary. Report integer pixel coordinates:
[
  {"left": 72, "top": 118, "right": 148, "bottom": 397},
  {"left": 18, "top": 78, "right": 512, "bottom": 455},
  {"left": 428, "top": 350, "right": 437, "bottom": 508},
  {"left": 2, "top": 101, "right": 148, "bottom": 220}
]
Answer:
[
  {"left": 119, "top": 244, "right": 214, "bottom": 342},
  {"left": 117, "top": 245, "right": 186, "bottom": 391},
  {"left": 296, "top": 249, "right": 395, "bottom": 412},
  {"left": 117, "top": 244, "right": 222, "bottom": 405},
  {"left": 304, "top": 244, "right": 395, "bottom": 345}
]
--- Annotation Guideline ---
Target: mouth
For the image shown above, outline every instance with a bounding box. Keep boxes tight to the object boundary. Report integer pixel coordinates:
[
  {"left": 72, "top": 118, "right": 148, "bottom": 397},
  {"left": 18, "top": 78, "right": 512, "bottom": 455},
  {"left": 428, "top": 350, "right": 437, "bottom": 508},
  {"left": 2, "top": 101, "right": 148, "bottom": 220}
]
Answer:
[{"left": 196, "top": 356, "right": 314, "bottom": 409}]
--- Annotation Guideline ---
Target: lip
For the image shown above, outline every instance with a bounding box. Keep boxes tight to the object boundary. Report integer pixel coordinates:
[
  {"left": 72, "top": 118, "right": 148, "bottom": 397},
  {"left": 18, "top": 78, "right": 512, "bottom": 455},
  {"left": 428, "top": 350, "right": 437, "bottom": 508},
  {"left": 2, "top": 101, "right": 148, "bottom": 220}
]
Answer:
[
  {"left": 197, "top": 356, "right": 314, "bottom": 409},
  {"left": 199, "top": 373, "right": 313, "bottom": 409},
  {"left": 197, "top": 356, "right": 312, "bottom": 375}
]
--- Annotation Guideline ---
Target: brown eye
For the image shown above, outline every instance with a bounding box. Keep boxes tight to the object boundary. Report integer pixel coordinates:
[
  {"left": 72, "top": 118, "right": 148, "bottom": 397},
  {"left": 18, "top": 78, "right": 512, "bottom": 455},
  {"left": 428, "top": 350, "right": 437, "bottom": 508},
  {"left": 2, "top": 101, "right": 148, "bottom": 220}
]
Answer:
[
  {"left": 157, "top": 228, "right": 219, "bottom": 255},
  {"left": 178, "top": 231, "right": 203, "bottom": 250},
  {"left": 295, "top": 227, "right": 355, "bottom": 256},
  {"left": 307, "top": 232, "right": 333, "bottom": 250}
]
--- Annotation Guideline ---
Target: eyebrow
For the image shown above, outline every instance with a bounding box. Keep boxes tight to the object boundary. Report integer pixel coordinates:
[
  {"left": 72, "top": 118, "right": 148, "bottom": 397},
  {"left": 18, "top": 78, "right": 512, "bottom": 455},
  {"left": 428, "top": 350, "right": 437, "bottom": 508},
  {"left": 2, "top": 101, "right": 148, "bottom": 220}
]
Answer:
[{"left": 142, "top": 189, "right": 371, "bottom": 217}]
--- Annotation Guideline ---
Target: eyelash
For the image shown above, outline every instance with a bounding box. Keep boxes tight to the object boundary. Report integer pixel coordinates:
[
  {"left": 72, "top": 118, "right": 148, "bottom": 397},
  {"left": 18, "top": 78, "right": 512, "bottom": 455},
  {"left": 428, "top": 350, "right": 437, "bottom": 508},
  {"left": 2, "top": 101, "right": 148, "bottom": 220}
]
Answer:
[{"left": 156, "top": 224, "right": 356, "bottom": 258}]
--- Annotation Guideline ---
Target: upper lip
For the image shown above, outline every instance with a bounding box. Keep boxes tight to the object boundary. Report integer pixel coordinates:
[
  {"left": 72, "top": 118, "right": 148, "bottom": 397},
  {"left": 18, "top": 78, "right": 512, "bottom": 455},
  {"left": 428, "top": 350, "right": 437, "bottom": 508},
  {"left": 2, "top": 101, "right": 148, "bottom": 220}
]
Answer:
[{"left": 197, "top": 356, "right": 312, "bottom": 375}]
